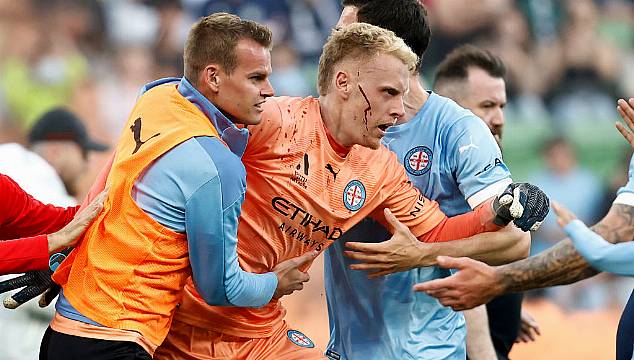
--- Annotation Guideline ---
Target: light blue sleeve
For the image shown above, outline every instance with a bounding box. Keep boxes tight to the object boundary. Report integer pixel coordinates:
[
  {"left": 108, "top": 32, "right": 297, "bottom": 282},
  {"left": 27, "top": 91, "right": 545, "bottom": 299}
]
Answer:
[
  {"left": 565, "top": 219, "right": 634, "bottom": 276},
  {"left": 186, "top": 137, "right": 277, "bottom": 307},
  {"left": 447, "top": 115, "right": 511, "bottom": 205},
  {"left": 615, "top": 154, "right": 634, "bottom": 206}
]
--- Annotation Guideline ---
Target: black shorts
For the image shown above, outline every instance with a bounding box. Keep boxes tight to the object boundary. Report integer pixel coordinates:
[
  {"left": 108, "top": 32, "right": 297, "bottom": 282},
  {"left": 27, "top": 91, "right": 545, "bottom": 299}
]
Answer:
[
  {"left": 617, "top": 289, "right": 634, "bottom": 360},
  {"left": 40, "top": 326, "right": 152, "bottom": 360}
]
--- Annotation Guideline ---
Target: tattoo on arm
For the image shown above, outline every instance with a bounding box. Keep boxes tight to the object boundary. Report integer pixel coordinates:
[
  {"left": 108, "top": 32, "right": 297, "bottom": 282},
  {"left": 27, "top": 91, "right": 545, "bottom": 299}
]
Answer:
[{"left": 496, "top": 204, "right": 634, "bottom": 293}]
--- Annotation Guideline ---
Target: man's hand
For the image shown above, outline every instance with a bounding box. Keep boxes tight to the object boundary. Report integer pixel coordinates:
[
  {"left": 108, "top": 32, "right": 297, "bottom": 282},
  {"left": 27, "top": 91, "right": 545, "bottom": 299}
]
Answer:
[
  {"left": 493, "top": 183, "right": 549, "bottom": 231},
  {"left": 344, "top": 208, "right": 434, "bottom": 278},
  {"left": 48, "top": 187, "right": 108, "bottom": 253},
  {"left": 271, "top": 251, "right": 317, "bottom": 299},
  {"left": 552, "top": 200, "right": 577, "bottom": 228},
  {"left": 516, "top": 309, "right": 541, "bottom": 343},
  {"left": 413, "top": 256, "right": 503, "bottom": 310},
  {"left": 0, "top": 270, "right": 58, "bottom": 309},
  {"left": 616, "top": 98, "right": 634, "bottom": 148},
  {"left": 1, "top": 247, "right": 72, "bottom": 309}
]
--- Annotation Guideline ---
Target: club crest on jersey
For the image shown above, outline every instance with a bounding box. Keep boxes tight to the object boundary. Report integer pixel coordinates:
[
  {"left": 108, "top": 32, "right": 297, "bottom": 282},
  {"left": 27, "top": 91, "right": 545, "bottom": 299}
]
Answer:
[
  {"left": 343, "top": 180, "right": 366, "bottom": 211},
  {"left": 49, "top": 252, "right": 67, "bottom": 271},
  {"left": 287, "top": 330, "right": 315, "bottom": 348},
  {"left": 404, "top": 146, "right": 432, "bottom": 176}
]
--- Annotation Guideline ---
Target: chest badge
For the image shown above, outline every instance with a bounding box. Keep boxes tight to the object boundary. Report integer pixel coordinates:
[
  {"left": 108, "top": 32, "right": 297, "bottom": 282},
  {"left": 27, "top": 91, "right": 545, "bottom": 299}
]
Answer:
[
  {"left": 404, "top": 146, "right": 433, "bottom": 176},
  {"left": 287, "top": 330, "right": 315, "bottom": 348},
  {"left": 343, "top": 180, "right": 366, "bottom": 211}
]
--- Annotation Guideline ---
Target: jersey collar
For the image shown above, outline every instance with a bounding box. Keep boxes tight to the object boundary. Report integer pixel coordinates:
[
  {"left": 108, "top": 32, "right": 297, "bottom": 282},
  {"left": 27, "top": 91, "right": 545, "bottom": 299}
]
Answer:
[{"left": 139, "top": 77, "right": 249, "bottom": 157}]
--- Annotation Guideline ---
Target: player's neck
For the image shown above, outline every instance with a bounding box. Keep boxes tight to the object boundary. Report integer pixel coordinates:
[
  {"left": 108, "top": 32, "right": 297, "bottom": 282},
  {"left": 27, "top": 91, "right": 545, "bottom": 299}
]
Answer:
[
  {"left": 318, "top": 96, "right": 354, "bottom": 151},
  {"left": 399, "top": 74, "right": 428, "bottom": 125}
]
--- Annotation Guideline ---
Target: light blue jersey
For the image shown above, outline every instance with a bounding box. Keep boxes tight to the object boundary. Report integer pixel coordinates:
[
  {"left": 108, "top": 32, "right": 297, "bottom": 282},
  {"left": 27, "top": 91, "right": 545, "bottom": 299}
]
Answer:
[
  {"left": 324, "top": 92, "right": 512, "bottom": 360},
  {"left": 565, "top": 153, "right": 634, "bottom": 277}
]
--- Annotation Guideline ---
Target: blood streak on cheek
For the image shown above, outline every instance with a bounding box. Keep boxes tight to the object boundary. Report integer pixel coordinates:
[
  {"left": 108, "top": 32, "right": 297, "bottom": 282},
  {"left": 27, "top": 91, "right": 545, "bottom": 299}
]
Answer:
[{"left": 357, "top": 84, "right": 371, "bottom": 131}]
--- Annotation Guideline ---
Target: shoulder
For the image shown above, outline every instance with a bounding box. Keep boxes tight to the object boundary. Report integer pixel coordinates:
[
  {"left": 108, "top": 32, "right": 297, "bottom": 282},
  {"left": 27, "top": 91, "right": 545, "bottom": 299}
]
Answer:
[
  {"left": 423, "top": 93, "right": 476, "bottom": 127},
  {"left": 156, "top": 137, "right": 245, "bottom": 199}
]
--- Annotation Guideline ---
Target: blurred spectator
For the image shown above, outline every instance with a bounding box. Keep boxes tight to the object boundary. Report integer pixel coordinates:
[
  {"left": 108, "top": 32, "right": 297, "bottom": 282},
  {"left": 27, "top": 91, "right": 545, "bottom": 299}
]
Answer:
[
  {"left": 288, "top": 0, "right": 341, "bottom": 63},
  {"left": 198, "top": 0, "right": 291, "bottom": 44},
  {"left": 96, "top": 45, "right": 158, "bottom": 142},
  {"left": 0, "top": 0, "right": 89, "bottom": 130},
  {"left": 530, "top": 136, "right": 603, "bottom": 253},
  {"left": 420, "top": 0, "right": 513, "bottom": 78},
  {"left": 547, "top": 0, "right": 621, "bottom": 126},
  {"left": 270, "top": 42, "right": 313, "bottom": 96},
  {"left": 0, "top": 107, "right": 107, "bottom": 360},
  {"left": 0, "top": 107, "right": 108, "bottom": 204},
  {"left": 529, "top": 136, "right": 609, "bottom": 310}
]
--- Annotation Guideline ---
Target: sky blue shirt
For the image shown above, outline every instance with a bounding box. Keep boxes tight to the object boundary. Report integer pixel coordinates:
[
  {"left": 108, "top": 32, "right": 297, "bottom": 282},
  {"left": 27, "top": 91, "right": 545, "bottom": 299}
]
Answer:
[
  {"left": 324, "top": 92, "right": 512, "bottom": 360},
  {"left": 56, "top": 77, "right": 277, "bottom": 326},
  {"left": 566, "top": 153, "right": 634, "bottom": 276}
]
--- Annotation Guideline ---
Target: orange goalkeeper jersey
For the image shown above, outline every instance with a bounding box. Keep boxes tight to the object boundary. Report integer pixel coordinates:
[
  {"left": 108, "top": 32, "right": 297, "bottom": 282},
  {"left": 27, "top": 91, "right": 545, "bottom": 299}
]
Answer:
[{"left": 175, "top": 96, "right": 446, "bottom": 337}]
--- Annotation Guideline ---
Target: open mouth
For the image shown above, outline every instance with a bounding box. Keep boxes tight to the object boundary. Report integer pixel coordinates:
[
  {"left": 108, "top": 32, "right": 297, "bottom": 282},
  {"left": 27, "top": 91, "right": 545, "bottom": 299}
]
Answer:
[{"left": 378, "top": 124, "right": 391, "bottom": 132}]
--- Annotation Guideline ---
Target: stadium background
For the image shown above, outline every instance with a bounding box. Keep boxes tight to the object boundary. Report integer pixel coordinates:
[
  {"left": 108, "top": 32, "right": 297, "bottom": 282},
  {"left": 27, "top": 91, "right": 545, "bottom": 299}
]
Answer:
[{"left": 0, "top": 0, "right": 632, "bottom": 359}]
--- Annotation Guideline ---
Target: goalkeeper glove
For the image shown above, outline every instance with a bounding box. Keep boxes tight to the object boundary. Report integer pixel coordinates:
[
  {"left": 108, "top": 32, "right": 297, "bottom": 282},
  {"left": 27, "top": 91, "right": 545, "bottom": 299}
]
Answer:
[
  {"left": 0, "top": 248, "right": 70, "bottom": 309},
  {"left": 493, "top": 182, "right": 549, "bottom": 231}
]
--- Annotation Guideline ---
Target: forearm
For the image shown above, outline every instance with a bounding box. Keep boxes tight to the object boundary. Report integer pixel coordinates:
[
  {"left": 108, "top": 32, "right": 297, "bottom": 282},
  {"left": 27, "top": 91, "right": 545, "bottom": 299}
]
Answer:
[
  {"left": 566, "top": 219, "right": 634, "bottom": 276},
  {"left": 495, "top": 204, "right": 634, "bottom": 293},
  {"left": 420, "top": 224, "right": 529, "bottom": 266},
  {"left": 0, "top": 235, "right": 50, "bottom": 274},
  {"left": 465, "top": 306, "right": 497, "bottom": 360},
  {"left": 187, "top": 179, "right": 277, "bottom": 307},
  {"left": 496, "top": 238, "right": 596, "bottom": 294},
  {"left": 420, "top": 199, "right": 501, "bottom": 243}
]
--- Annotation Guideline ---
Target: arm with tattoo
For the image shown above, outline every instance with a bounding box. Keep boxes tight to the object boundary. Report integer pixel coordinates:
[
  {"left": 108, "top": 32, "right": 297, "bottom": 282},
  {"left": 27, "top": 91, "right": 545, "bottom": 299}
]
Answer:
[{"left": 497, "top": 204, "right": 634, "bottom": 293}]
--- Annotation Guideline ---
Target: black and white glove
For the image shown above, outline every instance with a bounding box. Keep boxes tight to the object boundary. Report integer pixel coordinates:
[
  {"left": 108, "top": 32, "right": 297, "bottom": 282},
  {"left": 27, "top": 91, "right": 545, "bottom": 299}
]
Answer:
[
  {"left": 0, "top": 249, "right": 70, "bottom": 309},
  {"left": 492, "top": 183, "right": 549, "bottom": 232}
]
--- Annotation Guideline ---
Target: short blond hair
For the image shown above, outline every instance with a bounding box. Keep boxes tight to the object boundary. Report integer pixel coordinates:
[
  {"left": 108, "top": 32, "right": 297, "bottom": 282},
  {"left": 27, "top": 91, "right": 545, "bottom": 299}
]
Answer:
[
  {"left": 317, "top": 23, "right": 418, "bottom": 95},
  {"left": 184, "top": 13, "right": 272, "bottom": 84}
]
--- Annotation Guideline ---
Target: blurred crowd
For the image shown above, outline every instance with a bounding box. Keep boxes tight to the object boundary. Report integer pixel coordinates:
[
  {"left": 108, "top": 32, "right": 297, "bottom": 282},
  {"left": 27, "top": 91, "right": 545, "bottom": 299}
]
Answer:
[
  {"left": 1, "top": 0, "right": 632, "bottom": 143},
  {"left": 0, "top": 0, "right": 633, "bottom": 357}
]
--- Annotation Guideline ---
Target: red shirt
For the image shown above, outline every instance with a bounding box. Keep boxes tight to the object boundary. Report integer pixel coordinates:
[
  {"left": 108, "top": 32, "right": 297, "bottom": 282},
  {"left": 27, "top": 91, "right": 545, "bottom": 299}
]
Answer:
[{"left": 0, "top": 174, "right": 79, "bottom": 274}]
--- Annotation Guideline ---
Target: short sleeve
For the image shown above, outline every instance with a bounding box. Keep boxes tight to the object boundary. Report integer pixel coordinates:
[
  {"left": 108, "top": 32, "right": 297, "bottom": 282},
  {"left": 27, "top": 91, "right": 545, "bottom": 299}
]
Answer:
[
  {"left": 614, "top": 153, "right": 634, "bottom": 207},
  {"left": 447, "top": 116, "right": 512, "bottom": 208}
]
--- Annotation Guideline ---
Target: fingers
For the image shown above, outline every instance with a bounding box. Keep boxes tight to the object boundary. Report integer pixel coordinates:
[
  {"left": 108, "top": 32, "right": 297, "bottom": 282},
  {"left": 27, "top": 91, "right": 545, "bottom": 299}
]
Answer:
[
  {"left": 291, "top": 251, "right": 318, "bottom": 268},
  {"left": 345, "top": 241, "right": 385, "bottom": 253},
  {"left": 348, "top": 261, "right": 390, "bottom": 272},
  {"left": 0, "top": 273, "right": 31, "bottom": 294},
  {"left": 344, "top": 250, "right": 383, "bottom": 264},
  {"left": 383, "top": 208, "right": 405, "bottom": 233},
  {"left": 617, "top": 98, "right": 634, "bottom": 125},
  {"left": 5, "top": 282, "right": 48, "bottom": 309},
  {"left": 436, "top": 255, "right": 471, "bottom": 270},
  {"left": 498, "top": 193, "right": 513, "bottom": 206},
  {"left": 616, "top": 122, "right": 634, "bottom": 148},
  {"left": 509, "top": 186, "right": 524, "bottom": 219},
  {"left": 551, "top": 200, "right": 577, "bottom": 228},
  {"left": 39, "top": 285, "right": 61, "bottom": 308},
  {"left": 413, "top": 276, "right": 455, "bottom": 292}
]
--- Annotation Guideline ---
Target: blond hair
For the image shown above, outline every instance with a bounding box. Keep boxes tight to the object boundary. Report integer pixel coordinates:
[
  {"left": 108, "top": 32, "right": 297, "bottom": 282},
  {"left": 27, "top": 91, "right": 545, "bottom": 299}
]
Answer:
[
  {"left": 184, "top": 13, "right": 272, "bottom": 84},
  {"left": 317, "top": 23, "right": 418, "bottom": 95}
]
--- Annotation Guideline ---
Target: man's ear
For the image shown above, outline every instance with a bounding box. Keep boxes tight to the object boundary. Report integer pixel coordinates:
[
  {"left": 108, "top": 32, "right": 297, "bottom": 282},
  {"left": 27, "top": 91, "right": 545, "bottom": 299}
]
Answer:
[
  {"left": 202, "top": 64, "right": 221, "bottom": 93},
  {"left": 335, "top": 70, "right": 351, "bottom": 100}
]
